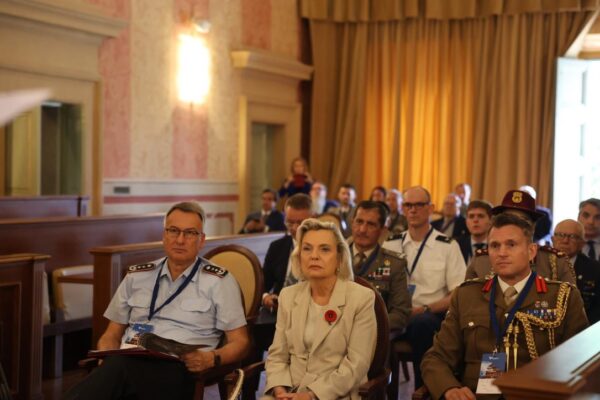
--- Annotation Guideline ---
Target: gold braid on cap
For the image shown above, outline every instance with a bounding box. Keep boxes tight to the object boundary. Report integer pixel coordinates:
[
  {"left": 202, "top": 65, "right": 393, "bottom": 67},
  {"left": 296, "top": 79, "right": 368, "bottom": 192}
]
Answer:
[{"left": 514, "top": 282, "right": 571, "bottom": 359}]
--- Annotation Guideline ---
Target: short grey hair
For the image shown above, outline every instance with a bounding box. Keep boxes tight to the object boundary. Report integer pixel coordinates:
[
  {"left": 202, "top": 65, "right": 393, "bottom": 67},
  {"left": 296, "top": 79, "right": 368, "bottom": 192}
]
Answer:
[
  {"left": 290, "top": 218, "right": 353, "bottom": 281},
  {"left": 165, "top": 201, "right": 206, "bottom": 227}
]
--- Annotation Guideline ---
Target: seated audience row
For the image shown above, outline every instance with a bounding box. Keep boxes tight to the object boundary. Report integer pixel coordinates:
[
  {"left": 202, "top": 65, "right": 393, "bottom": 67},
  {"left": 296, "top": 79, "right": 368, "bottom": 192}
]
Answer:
[{"left": 66, "top": 187, "right": 599, "bottom": 399}]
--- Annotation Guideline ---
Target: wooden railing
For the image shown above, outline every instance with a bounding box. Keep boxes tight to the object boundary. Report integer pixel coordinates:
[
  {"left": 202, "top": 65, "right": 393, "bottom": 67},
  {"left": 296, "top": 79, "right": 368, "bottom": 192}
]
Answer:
[
  {"left": 0, "top": 195, "right": 88, "bottom": 218},
  {"left": 0, "top": 253, "right": 48, "bottom": 400},
  {"left": 494, "top": 321, "right": 600, "bottom": 399}
]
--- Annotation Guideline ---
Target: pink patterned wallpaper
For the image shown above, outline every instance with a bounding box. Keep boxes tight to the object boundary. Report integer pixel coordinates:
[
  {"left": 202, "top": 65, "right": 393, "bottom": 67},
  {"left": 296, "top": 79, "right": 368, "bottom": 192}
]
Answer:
[
  {"left": 241, "top": 0, "right": 271, "bottom": 50},
  {"left": 172, "top": 0, "right": 209, "bottom": 179},
  {"left": 89, "top": 0, "right": 131, "bottom": 178},
  {"left": 87, "top": 0, "right": 301, "bottom": 181}
]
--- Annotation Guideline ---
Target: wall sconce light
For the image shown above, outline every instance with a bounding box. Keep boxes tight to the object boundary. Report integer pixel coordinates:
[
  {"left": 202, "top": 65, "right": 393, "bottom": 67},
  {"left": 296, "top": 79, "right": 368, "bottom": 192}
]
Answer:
[{"left": 177, "top": 19, "right": 211, "bottom": 104}]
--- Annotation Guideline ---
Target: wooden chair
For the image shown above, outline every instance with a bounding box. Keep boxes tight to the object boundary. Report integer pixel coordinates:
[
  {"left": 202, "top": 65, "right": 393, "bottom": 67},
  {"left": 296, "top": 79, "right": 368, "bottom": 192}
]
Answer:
[
  {"left": 192, "top": 244, "right": 263, "bottom": 400},
  {"left": 203, "top": 244, "right": 263, "bottom": 322},
  {"left": 230, "top": 276, "right": 391, "bottom": 399},
  {"left": 354, "top": 276, "right": 392, "bottom": 399},
  {"left": 226, "top": 369, "right": 244, "bottom": 400},
  {"left": 388, "top": 338, "right": 414, "bottom": 399}
]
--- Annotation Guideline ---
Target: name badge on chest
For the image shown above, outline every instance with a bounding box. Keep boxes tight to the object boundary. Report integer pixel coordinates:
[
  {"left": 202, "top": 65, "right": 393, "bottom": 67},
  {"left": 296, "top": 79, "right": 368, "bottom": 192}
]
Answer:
[
  {"left": 124, "top": 323, "right": 154, "bottom": 346},
  {"left": 476, "top": 353, "right": 506, "bottom": 395}
]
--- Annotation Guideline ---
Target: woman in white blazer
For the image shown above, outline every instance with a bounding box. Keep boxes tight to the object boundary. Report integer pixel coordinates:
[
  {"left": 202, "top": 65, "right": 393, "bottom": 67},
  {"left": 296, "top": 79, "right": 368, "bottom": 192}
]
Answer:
[{"left": 262, "top": 218, "right": 377, "bottom": 400}]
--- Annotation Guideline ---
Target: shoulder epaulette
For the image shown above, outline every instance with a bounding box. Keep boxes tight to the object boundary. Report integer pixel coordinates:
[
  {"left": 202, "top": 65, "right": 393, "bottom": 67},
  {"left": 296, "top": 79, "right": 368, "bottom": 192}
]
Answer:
[
  {"left": 435, "top": 235, "right": 452, "bottom": 244},
  {"left": 475, "top": 248, "right": 489, "bottom": 257},
  {"left": 381, "top": 247, "right": 406, "bottom": 260},
  {"left": 202, "top": 264, "right": 228, "bottom": 278},
  {"left": 543, "top": 277, "right": 575, "bottom": 287},
  {"left": 128, "top": 263, "right": 156, "bottom": 273},
  {"left": 539, "top": 245, "right": 567, "bottom": 258},
  {"left": 459, "top": 277, "right": 486, "bottom": 287},
  {"left": 388, "top": 232, "right": 406, "bottom": 241}
]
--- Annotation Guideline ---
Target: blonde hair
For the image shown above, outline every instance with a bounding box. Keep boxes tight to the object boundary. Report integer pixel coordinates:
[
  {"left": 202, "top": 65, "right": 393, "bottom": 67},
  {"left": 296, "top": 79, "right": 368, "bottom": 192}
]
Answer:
[{"left": 290, "top": 218, "right": 353, "bottom": 281}]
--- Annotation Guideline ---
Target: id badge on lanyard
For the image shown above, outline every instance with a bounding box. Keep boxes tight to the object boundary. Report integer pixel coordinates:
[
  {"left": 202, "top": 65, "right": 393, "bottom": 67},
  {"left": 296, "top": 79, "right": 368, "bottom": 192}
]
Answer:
[{"left": 476, "top": 352, "right": 506, "bottom": 394}]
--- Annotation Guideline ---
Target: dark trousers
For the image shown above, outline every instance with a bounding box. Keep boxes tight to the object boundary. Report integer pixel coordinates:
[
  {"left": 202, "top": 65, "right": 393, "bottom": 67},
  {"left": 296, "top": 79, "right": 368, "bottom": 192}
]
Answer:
[
  {"left": 403, "top": 311, "right": 445, "bottom": 389},
  {"left": 62, "top": 356, "right": 195, "bottom": 400},
  {"left": 244, "top": 321, "right": 276, "bottom": 399}
]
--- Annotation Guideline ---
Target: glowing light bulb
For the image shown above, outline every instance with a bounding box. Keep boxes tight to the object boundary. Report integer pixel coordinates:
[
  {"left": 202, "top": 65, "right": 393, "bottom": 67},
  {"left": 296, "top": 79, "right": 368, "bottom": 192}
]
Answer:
[{"left": 177, "top": 34, "right": 210, "bottom": 104}]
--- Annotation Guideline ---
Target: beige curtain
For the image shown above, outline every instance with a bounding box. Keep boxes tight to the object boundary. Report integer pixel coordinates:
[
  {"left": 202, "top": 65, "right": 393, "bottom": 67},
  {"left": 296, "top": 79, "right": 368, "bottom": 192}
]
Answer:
[{"left": 304, "top": 0, "right": 596, "bottom": 207}]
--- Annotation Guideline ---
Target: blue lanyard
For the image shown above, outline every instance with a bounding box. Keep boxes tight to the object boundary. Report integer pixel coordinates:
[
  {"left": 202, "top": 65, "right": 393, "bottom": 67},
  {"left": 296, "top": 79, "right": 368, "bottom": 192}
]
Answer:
[
  {"left": 489, "top": 272, "right": 536, "bottom": 349},
  {"left": 404, "top": 227, "right": 434, "bottom": 277},
  {"left": 148, "top": 257, "right": 202, "bottom": 320},
  {"left": 355, "top": 244, "right": 380, "bottom": 276}
]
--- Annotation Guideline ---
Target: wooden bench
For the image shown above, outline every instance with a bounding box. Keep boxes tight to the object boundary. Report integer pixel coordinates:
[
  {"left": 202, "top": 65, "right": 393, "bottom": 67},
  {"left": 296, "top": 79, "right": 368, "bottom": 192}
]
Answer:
[
  {"left": 494, "top": 321, "right": 600, "bottom": 399},
  {"left": 0, "top": 195, "right": 88, "bottom": 218},
  {"left": 0, "top": 214, "right": 165, "bottom": 377},
  {"left": 90, "top": 232, "right": 285, "bottom": 344},
  {"left": 0, "top": 253, "right": 48, "bottom": 400}
]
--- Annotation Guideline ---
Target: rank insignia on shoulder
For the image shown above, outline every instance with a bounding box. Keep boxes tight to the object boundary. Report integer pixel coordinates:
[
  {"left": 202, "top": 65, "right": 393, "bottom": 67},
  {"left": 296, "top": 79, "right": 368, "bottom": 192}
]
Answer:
[
  {"left": 382, "top": 248, "right": 406, "bottom": 259},
  {"left": 388, "top": 232, "right": 405, "bottom": 241},
  {"left": 475, "top": 248, "right": 489, "bottom": 256},
  {"left": 128, "top": 263, "right": 156, "bottom": 273},
  {"left": 202, "top": 264, "right": 228, "bottom": 278},
  {"left": 435, "top": 235, "right": 452, "bottom": 243},
  {"left": 460, "top": 277, "right": 485, "bottom": 287},
  {"left": 539, "top": 245, "right": 567, "bottom": 258}
]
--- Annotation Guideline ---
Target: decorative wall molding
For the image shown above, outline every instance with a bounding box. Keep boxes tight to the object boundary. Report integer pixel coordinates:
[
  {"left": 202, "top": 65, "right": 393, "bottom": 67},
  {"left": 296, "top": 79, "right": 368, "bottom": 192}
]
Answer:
[
  {"left": 0, "top": 0, "right": 126, "bottom": 38},
  {"left": 231, "top": 48, "right": 313, "bottom": 82},
  {"left": 102, "top": 179, "right": 239, "bottom": 236},
  {"left": 232, "top": 48, "right": 312, "bottom": 222}
]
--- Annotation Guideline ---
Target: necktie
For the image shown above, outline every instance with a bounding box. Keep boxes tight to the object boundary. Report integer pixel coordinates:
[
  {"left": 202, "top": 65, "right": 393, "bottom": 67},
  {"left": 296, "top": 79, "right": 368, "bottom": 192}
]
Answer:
[
  {"left": 503, "top": 286, "right": 518, "bottom": 306},
  {"left": 587, "top": 241, "right": 597, "bottom": 261},
  {"left": 353, "top": 252, "right": 366, "bottom": 272}
]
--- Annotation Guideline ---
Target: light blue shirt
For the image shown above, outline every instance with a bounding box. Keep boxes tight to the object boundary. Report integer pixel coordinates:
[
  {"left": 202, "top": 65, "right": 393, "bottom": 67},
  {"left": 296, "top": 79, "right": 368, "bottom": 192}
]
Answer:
[{"left": 104, "top": 257, "right": 246, "bottom": 349}]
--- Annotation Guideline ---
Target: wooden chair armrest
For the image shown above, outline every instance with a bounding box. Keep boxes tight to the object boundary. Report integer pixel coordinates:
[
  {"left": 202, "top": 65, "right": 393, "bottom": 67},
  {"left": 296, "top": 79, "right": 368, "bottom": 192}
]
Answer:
[
  {"left": 192, "top": 361, "right": 241, "bottom": 382},
  {"left": 78, "top": 357, "right": 99, "bottom": 373},
  {"left": 241, "top": 360, "right": 266, "bottom": 378},
  {"left": 358, "top": 368, "right": 390, "bottom": 398},
  {"left": 412, "top": 385, "right": 431, "bottom": 400}
]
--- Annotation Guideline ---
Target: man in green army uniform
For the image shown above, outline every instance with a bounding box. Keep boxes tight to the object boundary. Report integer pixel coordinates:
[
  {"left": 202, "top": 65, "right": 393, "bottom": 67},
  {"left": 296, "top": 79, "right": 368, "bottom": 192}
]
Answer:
[
  {"left": 349, "top": 200, "right": 412, "bottom": 332},
  {"left": 465, "top": 189, "right": 575, "bottom": 284},
  {"left": 422, "top": 213, "right": 588, "bottom": 400}
]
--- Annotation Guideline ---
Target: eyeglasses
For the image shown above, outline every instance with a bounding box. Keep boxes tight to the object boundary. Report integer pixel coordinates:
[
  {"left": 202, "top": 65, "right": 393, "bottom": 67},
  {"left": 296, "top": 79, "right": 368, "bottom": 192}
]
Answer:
[
  {"left": 164, "top": 227, "right": 202, "bottom": 240},
  {"left": 553, "top": 232, "right": 581, "bottom": 241},
  {"left": 402, "top": 202, "right": 430, "bottom": 210}
]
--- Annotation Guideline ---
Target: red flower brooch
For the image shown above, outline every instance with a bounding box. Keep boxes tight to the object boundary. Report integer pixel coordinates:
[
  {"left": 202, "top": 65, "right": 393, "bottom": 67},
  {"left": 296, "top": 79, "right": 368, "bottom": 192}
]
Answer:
[{"left": 324, "top": 310, "right": 337, "bottom": 325}]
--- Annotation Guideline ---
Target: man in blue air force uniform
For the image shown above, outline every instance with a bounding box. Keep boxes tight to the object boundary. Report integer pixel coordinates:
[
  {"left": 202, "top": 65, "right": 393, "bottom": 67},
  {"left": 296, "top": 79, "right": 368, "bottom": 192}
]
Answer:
[{"left": 64, "top": 202, "right": 249, "bottom": 400}]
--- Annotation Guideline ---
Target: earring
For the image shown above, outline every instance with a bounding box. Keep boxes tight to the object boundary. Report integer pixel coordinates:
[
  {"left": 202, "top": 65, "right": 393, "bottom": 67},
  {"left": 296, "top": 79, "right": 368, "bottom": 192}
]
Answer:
[{"left": 336, "top": 267, "right": 340, "bottom": 274}]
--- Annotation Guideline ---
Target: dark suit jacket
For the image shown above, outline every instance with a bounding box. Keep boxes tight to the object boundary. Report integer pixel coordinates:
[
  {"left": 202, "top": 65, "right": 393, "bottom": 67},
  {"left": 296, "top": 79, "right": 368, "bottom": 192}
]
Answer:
[
  {"left": 431, "top": 215, "right": 468, "bottom": 239},
  {"left": 456, "top": 234, "right": 472, "bottom": 264},
  {"left": 574, "top": 253, "right": 600, "bottom": 324},
  {"left": 534, "top": 205, "right": 552, "bottom": 243},
  {"left": 263, "top": 235, "right": 294, "bottom": 295},
  {"left": 238, "top": 209, "right": 286, "bottom": 234},
  {"left": 457, "top": 235, "right": 487, "bottom": 264}
]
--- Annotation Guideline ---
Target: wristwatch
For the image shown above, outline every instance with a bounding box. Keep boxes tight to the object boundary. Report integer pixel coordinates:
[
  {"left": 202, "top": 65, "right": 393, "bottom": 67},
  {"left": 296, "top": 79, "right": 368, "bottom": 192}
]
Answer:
[
  {"left": 423, "top": 305, "right": 431, "bottom": 313},
  {"left": 212, "top": 351, "right": 221, "bottom": 367}
]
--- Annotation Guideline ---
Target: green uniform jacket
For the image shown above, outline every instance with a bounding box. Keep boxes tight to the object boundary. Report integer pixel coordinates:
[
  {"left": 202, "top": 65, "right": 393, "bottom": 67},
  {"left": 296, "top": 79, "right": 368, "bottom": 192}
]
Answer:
[
  {"left": 421, "top": 277, "right": 588, "bottom": 400},
  {"left": 466, "top": 246, "right": 576, "bottom": 284},
  {"left": 357, "top": 246, "right": 412, "bottom": 332}
]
